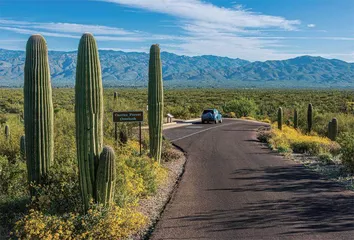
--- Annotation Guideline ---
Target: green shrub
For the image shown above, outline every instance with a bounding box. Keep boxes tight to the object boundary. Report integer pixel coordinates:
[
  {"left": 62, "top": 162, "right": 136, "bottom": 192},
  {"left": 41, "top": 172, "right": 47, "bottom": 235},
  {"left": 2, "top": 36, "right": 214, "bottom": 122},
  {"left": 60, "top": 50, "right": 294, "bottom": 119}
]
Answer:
[
  {"left": 338, "top": 132, "right": 354, "bottom": 172},
  {"left": 0, "top": 155, "right": 27, "bottom": 197},
  {"left": 223, "top": 97, "right": 258, "bottom": 118}
]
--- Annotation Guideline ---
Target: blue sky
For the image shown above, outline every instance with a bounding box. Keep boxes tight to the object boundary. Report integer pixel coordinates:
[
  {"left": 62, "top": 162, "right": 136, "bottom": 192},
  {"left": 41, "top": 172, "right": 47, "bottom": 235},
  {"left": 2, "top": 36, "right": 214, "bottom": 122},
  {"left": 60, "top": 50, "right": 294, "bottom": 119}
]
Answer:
[{"left": 0, "top": 0, "right": 354, "bottom": 61}]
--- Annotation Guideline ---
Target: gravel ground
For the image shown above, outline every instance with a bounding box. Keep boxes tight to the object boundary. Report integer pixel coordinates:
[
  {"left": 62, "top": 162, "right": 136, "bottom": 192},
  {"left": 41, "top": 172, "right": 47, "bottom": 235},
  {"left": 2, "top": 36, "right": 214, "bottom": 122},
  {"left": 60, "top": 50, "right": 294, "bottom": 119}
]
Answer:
[
  {"left": 289, "top": 153, "right": 354, "bottom": 190},
  {"left": 130, "top": 147, "right": 186, "bottom": 240}
]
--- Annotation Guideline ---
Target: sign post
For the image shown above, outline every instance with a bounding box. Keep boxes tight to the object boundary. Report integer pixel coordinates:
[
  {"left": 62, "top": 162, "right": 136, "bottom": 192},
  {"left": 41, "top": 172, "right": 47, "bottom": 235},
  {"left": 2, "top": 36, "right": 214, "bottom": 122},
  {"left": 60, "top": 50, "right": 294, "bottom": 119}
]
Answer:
[{"left": 113, "top": 111, "right": 144, "bottom": 155}]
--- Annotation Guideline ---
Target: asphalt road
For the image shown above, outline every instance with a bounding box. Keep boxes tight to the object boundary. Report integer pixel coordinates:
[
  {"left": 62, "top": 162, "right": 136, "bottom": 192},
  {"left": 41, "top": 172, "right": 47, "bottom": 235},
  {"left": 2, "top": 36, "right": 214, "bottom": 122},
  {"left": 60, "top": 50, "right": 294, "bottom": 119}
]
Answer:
[{"left": 150, "top": 119, "right": 354, "bottom": 240}]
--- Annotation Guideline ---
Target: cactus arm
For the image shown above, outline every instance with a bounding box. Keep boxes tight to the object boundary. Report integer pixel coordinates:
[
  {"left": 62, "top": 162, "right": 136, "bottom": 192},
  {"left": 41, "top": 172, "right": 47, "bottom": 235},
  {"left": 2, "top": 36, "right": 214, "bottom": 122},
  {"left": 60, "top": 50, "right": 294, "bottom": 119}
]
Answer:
[{"left": 96, "top": 146, "right": 116, "bottom": 206}]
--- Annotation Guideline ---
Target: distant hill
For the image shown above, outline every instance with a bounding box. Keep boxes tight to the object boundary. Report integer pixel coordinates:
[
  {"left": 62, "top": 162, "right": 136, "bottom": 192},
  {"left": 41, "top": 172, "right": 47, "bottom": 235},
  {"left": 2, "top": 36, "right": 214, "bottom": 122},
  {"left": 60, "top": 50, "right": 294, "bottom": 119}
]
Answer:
[{"left": 1, "top": 48, "right": 354, "bottom": 88}]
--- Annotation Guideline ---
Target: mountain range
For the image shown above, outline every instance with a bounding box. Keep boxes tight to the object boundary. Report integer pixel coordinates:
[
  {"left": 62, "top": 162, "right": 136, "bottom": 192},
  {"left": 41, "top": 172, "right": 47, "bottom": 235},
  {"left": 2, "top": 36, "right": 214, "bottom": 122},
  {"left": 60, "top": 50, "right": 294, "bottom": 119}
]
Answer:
[{"left": 1, "top": 48, "right": 354, "bottom": 88}]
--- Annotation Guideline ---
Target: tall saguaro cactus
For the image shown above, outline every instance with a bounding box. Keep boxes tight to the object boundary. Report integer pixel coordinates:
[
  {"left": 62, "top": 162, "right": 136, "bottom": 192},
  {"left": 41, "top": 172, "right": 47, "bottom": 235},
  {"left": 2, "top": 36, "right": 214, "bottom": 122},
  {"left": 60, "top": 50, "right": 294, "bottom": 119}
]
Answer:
[
  {"left": 277, "top": 107, "right": 283, "bottom": 130},
  {"left": 75, "top": 33, "right": 104, "bottom": 210},
  {"left": 24, "top": 35, "right": 54, "bottom": 192},
  {"left": 96, "top": 146, "right": 116, "bottom": 206},
  {"left": 330, "top": 118, "right": 338, "bottom": 141},
  {"left": 293, "top": 109, "right": 298, "bottom": 129},
  {"left": 4, "top": 125, "right": 10, "bottom": 140},
  {"left": 148, "top": 44, "right": 164, "bottom": 163},
  {"left": 307, "top": 103, "right": 313, "bottom": 133},
  {"left": 328, "top": 121, "right": 333, "bottom": 140}
]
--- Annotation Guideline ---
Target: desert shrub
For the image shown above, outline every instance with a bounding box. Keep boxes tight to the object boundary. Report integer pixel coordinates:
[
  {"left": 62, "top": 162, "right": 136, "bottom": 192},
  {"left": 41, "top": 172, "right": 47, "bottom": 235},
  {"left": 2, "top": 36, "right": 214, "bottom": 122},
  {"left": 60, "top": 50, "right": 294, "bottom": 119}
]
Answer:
[
  {"left": 257, "top": 128, "right": 273, "bottom": 143},
  {"left": 13, "top": 204, "right": 147, "bottom": 240},
  {"left": 161, "top": 139, "right": 182, "bottom": 162},
  {"left": 318, "top": 153, "right": 333, "bottom": 165},
  {"left": 223, "top": 97, "right": 258, "bottom": 118},
  {"left": 0, "top": 116, "right": 24, "bottom": 163},
  {"left": 268, "top": 124, "right": 339, "bottom": 155},
  {"left": 0, "top": 155, "right": 27, "bottom": 197},
  {"left": 337, "top": 132, "right": 354, "bottom": 172}
]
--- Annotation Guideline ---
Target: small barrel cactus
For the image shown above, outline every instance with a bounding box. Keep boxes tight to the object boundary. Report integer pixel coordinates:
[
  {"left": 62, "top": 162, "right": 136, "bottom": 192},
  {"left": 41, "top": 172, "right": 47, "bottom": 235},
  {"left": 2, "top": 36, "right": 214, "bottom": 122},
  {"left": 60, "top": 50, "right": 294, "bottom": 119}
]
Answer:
[
  {"left": 148, "top": 44, "right": 164, "bottom": 163},
  {"left": 4, "top": 125, "right": 10, "bottom": 140},
  {"left": 331, "top": 118, "right": 338, "bottom": 141},
  {"left": 75, "top": 33, "right": 104, "bottom": 210},
  {"left": 20, "top": 135, "right": 26, "bottom": 160},
  {"left": 96, "top": 146, "right": 116, "bottom": 206},
  {"left": 307, "top": 103, "right": 313, "bottom": 133},
  {"left": 277, "top": 107, "right": 283, "bottom": 130},
  {"left": 294, "top": 109, "right": 298, "bottom": 129},
  {"left": 24, "top": 34, "right": 54, "bottom": 192}
]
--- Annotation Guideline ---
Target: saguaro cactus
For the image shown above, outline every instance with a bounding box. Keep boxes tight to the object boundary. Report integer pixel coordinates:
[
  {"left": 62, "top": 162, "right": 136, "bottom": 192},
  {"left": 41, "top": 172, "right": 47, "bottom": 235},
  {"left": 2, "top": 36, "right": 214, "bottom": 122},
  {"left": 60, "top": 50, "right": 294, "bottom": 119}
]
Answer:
[
  {"left": 307, "top": 103, "right": 313, "bottom": 133},
  {"left": 24, "top": 34, "right": 54, "bottom": 191},
  {"left": 96, "top": 146, "right": 116, "bottom": 206},
  {"left": 330, "top": 118, "right": 338, "bottom": 141},
  {"left": 20, "top": 135, "right": 26, "bottom": 160},
  {"left": 4, "top": 125, "right": 10, "bottom": 140},
  {"left": 277, "top": 107, "right": 283, "bottom": 130},
  {"left": 148, "top": 44, "right": 164, "bottom": 163},
  {"left": 75, "top": 33, "right": 104, "bottom": 210},
  {"left": 294, "top": 109, "right": 298, "bottom": 129},
  {"left": 328, "top": 121, "right": 333, "bottom": 140}
]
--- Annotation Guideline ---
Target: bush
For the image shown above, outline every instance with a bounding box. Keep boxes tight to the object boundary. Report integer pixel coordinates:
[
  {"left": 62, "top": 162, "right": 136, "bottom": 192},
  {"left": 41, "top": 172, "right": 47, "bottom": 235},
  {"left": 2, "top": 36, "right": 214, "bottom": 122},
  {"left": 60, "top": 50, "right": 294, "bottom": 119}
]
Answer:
[
  {"left": 268, "top": 124, "right": 340, "bottom": 155},
  {"left": 161, "top": 138, "right": 182, "bottom": 162},
  {"left": 0, "top": 155, "right": 27, "bottom": 197},
  {"left": 223, "top": 97, "right": 258, "bottom": 118},
  {"left": 13, "top": 204, "right": 147, "bottom": 240},
  {"left": 338, "top": 132, "right": 354, "bottom": 172}
]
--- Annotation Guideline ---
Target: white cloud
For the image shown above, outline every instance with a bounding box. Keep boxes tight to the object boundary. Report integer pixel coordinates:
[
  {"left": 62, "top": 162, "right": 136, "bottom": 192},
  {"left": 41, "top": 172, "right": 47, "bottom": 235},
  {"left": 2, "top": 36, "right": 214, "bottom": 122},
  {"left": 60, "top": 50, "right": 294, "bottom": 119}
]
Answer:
[
  {"left": 307, "top": 24, "right": 316, "bottom": 28},
  {"left": 102, "top": 0, "right": 300, "bottom": 30}
]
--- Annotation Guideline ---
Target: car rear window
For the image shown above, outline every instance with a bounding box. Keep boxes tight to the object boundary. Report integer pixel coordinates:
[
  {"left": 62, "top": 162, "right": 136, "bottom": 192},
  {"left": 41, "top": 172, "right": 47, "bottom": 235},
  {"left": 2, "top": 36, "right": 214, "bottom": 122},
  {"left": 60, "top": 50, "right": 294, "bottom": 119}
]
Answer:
[{"left": 203, "top": 110, "right": 214, "bottom": 114}]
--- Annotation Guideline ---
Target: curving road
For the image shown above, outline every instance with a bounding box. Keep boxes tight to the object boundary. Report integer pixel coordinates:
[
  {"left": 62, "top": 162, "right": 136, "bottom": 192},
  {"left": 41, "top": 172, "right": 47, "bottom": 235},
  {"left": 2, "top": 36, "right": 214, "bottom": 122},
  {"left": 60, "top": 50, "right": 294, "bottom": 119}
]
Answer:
[{"left": 150, "top": 119, "right": 354, "bottom": 240}]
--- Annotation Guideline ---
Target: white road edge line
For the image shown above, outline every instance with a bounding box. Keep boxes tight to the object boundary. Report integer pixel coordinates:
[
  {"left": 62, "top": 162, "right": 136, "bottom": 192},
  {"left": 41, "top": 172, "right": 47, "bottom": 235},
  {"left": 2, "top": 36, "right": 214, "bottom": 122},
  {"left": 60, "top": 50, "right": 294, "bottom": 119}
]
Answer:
[{"left": 170, "top": 122, "right": 234, "bottom": 143}]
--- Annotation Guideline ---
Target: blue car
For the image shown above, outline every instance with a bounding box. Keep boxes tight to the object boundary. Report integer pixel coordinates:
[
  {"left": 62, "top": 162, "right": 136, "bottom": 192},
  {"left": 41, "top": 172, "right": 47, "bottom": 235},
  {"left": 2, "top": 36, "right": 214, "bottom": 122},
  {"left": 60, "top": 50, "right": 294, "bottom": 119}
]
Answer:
[{"left": 201, "top": 109, "right": 222, "bottom": 124}]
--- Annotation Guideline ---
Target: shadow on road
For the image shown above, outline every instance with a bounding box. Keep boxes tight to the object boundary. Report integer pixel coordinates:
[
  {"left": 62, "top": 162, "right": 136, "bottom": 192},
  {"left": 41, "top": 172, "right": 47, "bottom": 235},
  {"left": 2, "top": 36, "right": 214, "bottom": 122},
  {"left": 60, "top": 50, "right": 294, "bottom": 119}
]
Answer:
[{"left": 172, "top": 165, "right": 354, "bottom": 235}]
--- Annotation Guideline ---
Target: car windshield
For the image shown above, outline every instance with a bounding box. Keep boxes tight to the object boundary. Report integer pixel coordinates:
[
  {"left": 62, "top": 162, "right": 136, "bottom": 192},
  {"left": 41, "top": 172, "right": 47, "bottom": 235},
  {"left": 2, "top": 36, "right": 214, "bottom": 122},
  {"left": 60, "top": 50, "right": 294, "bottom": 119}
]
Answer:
[{"left": 203, "top": 110, "right": 214, "bottom": 114}]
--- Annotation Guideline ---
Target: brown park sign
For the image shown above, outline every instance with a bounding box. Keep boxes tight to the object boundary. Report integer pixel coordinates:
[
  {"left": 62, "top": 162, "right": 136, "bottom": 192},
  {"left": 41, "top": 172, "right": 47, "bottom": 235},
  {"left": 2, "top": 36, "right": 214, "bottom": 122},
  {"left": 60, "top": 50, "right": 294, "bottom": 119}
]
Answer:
[{"left": 113, "top": 111, "right": 144, "bottom": 122}]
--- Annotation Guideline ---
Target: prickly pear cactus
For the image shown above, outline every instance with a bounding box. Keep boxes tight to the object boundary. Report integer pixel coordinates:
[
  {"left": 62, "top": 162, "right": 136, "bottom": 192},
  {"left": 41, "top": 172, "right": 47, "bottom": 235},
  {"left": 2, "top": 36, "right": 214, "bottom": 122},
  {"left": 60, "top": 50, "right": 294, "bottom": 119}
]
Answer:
[
  {"left": 75, "top": 33, "right": 104, "bottom": 210},
  {"left": 307, "top": 103, "right": 313, "bottom": 133},
  {"left": 96, "top": 146, "right": 116, "bottom": 206},
  {"left": 148, "top": 44, "right": 164, "bottom": 163},
  {"left": 277, "top": 107, "right": 283, "bottom": 130},
  {"left": 24, "top": 34, "right": 54, "bottom": 192},
  {"left": 294, "top": 109, "right": 298, "bottom": 129}
]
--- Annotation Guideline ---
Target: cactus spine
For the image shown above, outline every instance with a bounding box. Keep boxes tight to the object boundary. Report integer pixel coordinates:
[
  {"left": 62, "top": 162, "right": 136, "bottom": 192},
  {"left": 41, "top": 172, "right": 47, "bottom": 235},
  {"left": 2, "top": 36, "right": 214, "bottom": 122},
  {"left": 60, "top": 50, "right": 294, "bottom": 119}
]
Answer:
[
  {"left": 307, "top": 103, "right": 313, "bottom": 133},
  {"left": 330, "top": 118, "right": 338, "bottom": 141},
  {"left": 75, "top": 33, "right": 104, "bottom": 210},
  {"left": 148, "top": 44, "right": 163, "bottom": 163},
  {"left": 20, "top": 135, "right": 26, "bottom": 160},
  {"left": 96, "top": 146, "right": 116, "bottom": 206},
  {"left": 24, "top": 35, "right": 54, "bottom": 192},
  {"left": 294, "top": 109, "right": 298, "bottom": 129},
  {"left": 4, "top": 125, "right": 10, "bottom": 140},
  {"left": 277, "top": 107, "right": 283, "bottom": 130}
]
